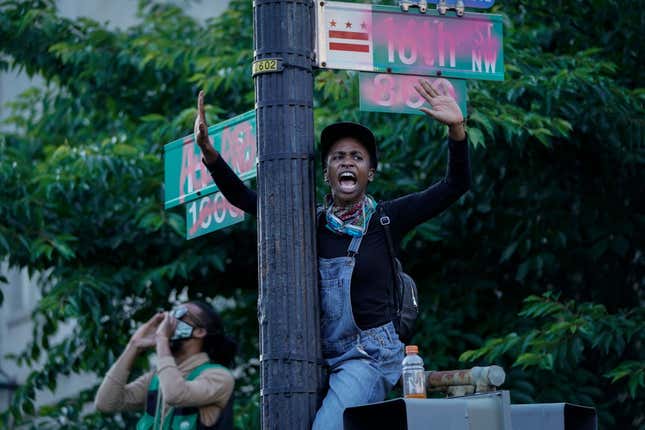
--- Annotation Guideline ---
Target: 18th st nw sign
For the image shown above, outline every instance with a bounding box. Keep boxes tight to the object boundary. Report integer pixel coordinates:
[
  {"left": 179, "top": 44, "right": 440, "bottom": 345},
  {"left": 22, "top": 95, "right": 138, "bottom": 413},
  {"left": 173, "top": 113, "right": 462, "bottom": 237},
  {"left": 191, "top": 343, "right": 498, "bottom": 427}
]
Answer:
[{"left": 316, "top": 1, "right": 503, "bottom": 81}]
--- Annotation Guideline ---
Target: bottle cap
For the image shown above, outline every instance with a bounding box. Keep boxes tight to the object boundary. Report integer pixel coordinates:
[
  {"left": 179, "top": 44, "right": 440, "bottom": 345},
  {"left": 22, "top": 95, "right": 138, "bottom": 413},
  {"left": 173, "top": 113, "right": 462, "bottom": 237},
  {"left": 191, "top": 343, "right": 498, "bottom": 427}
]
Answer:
[{"left": 405, "top": 345, "right": 418, "bottom": 354}]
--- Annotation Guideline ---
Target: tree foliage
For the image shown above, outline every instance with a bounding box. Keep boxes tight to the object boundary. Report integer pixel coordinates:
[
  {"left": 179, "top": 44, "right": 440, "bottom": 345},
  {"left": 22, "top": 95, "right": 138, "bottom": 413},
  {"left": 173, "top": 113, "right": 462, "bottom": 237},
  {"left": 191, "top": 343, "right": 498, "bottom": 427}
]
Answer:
[{"left": 0, "top": 0, "right": 643, "bottom": 429}]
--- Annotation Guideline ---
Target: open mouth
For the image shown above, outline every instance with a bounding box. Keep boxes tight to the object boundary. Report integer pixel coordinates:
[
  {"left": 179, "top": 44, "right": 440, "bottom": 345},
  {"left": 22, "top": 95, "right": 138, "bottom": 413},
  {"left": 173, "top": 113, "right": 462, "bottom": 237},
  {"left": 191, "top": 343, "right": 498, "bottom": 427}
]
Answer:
[{"left": 338, "top": 171, "right": 358, "bottom": 193}]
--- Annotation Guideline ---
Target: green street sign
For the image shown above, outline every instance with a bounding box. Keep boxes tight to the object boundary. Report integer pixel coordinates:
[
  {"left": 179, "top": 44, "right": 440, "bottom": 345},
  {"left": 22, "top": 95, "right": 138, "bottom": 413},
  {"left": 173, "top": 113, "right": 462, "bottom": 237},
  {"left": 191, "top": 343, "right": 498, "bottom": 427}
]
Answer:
[
  {"left": 186, "top": 192, "right": 245, "bottom": 240},
  {"left": 163, "top": 110, "right": 257, "bottom": 209},
  {"left": 316, "top": 1, "right": 504, "bottom": 81},
  {"left": 359, "top": 72, "right": 467, "bottom": 116}
]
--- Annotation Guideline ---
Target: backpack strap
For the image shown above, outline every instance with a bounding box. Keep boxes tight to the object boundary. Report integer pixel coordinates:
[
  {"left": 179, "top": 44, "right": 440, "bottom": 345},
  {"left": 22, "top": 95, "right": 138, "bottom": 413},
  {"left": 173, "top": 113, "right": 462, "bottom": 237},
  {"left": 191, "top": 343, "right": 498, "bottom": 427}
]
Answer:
[{"left": 378, "top": 204, "right": 402, "bottom": 322}]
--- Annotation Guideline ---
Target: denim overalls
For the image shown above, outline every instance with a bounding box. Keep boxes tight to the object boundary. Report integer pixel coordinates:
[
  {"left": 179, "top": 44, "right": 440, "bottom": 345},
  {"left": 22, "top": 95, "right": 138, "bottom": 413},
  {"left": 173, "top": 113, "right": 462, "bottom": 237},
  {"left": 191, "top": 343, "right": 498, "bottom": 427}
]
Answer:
[{"left": 312, "top": 232, "right": 404, "bottom": 430}]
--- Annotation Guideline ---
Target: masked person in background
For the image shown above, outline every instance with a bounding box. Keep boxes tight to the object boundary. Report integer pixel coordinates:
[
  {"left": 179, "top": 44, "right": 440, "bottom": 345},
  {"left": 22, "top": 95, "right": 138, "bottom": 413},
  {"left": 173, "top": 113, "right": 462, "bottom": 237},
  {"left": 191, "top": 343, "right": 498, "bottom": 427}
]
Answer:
[{"left": 95, "top": 301, "right": 236, "bottom": 430}]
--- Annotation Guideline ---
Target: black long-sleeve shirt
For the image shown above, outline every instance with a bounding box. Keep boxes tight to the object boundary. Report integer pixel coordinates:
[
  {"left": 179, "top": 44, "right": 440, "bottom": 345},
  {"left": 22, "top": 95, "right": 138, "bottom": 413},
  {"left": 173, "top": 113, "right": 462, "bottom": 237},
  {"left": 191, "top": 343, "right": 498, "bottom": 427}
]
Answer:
[{"left": 205, "top": 138, "right": 471, "bottom": 329}]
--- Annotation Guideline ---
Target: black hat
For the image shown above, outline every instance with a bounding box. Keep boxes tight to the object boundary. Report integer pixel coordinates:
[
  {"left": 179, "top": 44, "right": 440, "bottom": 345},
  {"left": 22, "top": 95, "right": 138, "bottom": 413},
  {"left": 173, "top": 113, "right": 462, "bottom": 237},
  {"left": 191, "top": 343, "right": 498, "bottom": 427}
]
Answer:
[{"left": 320, "top": 122, "right": 378, "bottom": 170}]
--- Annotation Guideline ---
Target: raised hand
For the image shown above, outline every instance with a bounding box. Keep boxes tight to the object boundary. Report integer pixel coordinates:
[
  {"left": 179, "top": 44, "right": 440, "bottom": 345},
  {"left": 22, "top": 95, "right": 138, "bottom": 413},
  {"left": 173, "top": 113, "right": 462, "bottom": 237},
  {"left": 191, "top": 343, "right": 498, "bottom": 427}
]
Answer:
[
  {"left": 194, "top": 90, "right": 219, "bottom": 164},
  {"left": 414, "top": 79, "right": 466, "bottom": 141},
  {"left": 414, "top": 79, "right": 464, "bottom": 125},
  {"left": 128, "top": 312, "right": 164, "bottom": 352},
  {"left": 155, "top": 311, "right": 178, "bottom": 341}
]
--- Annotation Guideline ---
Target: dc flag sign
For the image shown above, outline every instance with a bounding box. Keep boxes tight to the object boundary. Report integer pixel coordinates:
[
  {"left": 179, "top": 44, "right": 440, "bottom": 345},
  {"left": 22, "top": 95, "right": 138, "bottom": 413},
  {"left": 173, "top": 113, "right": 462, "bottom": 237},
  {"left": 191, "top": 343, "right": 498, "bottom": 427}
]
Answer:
[{"left": 316, "top": 1, "right": 504, "bottom": 81}]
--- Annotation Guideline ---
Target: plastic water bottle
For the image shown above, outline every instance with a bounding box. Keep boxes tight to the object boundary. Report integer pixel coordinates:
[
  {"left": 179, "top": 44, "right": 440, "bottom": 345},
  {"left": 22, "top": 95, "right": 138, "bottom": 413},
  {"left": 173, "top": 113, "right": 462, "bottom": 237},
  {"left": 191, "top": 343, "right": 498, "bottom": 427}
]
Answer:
[{"left": 402, "top": 345, "right": 426, "bottom": 398}]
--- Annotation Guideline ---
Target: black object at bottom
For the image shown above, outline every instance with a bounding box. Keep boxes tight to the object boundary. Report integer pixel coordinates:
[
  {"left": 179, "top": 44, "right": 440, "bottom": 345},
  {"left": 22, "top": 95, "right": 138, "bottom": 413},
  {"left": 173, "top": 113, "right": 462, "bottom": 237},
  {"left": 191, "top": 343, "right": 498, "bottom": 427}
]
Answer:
[{"left": 343, "top": 397, "right": 597, "bottom": 430}]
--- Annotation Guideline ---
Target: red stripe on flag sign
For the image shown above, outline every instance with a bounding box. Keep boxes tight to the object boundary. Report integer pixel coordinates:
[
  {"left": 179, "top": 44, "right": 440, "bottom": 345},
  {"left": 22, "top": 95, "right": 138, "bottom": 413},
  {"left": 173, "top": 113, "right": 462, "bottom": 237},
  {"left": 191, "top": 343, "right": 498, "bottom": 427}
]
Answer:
[
  {"left": 329, "top": 30, "right": 369, "bottom": 41},
  {"left": 329, "top": 42, "right": 370, "bottom": 53}
]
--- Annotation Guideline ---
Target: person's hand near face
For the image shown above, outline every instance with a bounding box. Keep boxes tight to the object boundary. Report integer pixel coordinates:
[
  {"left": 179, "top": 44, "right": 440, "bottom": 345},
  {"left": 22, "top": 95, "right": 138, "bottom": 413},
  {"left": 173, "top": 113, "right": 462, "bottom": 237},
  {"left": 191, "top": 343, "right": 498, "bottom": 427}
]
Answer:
[
  {"left": 155, "top": 312, "right": 178, "bottom": 358},
  {"left": 128, "top": 312, "right": 164, "bottom": 353}
]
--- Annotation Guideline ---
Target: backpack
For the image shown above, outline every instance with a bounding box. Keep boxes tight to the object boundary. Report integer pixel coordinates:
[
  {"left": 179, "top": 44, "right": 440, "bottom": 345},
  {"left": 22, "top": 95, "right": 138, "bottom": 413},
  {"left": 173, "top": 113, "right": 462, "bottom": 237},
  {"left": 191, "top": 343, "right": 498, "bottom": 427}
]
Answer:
[{"left": 377, "top": 205, "right": 419, "bottom": 344}]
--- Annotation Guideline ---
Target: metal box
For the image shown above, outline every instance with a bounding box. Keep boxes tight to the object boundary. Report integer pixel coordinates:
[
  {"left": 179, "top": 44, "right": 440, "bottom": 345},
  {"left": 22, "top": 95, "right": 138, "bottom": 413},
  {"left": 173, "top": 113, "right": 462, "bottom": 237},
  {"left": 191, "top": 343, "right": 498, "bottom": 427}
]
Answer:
[{"left": 343, "top": 391, "right": 512, "bottom": 430}]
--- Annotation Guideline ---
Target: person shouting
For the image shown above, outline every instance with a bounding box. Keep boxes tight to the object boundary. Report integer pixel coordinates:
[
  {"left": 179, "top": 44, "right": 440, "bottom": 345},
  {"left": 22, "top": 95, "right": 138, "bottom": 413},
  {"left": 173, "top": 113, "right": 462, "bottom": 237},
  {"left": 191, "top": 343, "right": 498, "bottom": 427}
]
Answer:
[{"left": 195, "top": 79, "right": 471, "bottom": 429}]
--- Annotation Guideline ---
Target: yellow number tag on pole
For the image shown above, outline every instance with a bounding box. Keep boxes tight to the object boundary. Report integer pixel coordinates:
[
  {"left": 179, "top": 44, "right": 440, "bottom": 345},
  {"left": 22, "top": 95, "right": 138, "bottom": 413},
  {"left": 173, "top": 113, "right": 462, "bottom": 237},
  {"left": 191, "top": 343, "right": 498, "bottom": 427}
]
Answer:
[{"left": 252, "top": 58, "right": 283, "bottom": 76}]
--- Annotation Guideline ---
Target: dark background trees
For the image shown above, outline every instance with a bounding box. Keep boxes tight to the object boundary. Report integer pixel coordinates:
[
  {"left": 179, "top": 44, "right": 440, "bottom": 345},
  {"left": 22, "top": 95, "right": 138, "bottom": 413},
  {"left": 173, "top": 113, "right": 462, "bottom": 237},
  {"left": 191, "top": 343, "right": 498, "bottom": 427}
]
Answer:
[{"left": 0, "top": 0, "right": 642, "bottom": 428}]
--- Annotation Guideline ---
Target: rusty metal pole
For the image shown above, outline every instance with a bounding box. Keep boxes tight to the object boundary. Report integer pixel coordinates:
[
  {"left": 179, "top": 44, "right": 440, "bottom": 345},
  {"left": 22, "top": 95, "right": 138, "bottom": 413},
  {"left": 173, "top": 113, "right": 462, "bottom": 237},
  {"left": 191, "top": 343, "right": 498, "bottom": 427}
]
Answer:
[
  {"left": 426, "top": 365, "right": 506, "bottom": 396},
  {"left": 253, "top": 1, "right": 321, "bottom": 429}
]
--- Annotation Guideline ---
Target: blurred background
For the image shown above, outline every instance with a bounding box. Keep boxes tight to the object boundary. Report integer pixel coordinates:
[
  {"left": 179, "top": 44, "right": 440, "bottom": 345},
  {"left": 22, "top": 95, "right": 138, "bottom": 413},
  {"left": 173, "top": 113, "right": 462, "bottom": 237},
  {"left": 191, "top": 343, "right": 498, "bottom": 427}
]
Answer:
[{"left": 0, "top": 0, "right": 642, "bottom": 428}]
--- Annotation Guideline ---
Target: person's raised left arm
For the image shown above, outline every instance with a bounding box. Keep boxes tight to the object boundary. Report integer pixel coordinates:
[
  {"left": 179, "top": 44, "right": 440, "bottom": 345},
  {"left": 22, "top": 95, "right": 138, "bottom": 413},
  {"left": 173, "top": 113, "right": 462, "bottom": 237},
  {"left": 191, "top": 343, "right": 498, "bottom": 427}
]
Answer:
[{"left": 385, "top": 80, "right": 471, "bottom": 237}]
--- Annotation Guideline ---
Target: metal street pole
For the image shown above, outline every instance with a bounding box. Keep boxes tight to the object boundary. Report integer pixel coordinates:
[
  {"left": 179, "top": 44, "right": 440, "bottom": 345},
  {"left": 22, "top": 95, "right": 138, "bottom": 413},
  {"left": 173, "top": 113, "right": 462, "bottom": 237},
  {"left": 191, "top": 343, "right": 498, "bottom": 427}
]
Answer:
[{"left": 253, "top": 1, "right": 321, "bottom": 429}]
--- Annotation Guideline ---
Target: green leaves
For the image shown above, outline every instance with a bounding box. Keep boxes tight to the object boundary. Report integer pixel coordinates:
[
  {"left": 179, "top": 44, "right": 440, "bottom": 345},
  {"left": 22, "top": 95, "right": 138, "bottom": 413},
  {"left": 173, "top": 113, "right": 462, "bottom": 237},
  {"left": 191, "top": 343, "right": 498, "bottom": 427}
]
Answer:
[
  {"left": 605, "top": 361, "right": 645, "bottom": 399},
  {"left": 0, "top": 0, "right": 258, "bottom": 427},
  {"left": 515, "top": 352, "right": 554, "bottom": 370},
  {"left": 467, "top": 127, "right": 485, "bottom": 148},
  {"left": 460, "top": 293, "right": 644, "bottom": 423},
  {"left": 0, "top": 0, "right": 643, "bottom": 428},
  {"left": 519, "top": 293, "right": 565, "bottom": 319},
  {"left": 499, "top": 241, "right": 519, "bottom": 263}
]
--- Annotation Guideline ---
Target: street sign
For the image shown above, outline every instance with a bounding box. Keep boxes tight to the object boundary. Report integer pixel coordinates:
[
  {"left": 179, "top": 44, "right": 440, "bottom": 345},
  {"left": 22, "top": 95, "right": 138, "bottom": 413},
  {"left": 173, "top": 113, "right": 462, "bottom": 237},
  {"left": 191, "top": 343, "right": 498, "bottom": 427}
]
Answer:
[
  {"left": 316, "top": 1, "right": 503, "bottom": 81},
  {"left": 163, "top": 110, "right": 257, "bottom": 209},
  {"left": 186, "top": 191, "right": 245, "bottom": 240},
  {"left": 359, "top": 72, "right": 467, "bottom": 116}
]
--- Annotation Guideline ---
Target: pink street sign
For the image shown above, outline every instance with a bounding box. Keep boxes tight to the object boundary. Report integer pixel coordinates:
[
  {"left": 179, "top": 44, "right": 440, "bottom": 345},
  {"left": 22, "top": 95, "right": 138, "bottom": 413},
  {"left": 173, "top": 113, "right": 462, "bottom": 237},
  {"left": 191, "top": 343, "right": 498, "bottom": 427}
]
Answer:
[{"left": 359, "top": 72, "right": 467, "bottom": 116}]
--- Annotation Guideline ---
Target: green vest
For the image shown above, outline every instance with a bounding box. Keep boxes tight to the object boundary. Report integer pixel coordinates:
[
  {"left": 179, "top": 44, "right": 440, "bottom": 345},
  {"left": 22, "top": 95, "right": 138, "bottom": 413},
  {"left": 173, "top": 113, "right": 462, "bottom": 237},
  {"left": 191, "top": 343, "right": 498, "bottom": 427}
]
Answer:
[{"left": 136, "top": 362, "right": 228, "bottom": 430}]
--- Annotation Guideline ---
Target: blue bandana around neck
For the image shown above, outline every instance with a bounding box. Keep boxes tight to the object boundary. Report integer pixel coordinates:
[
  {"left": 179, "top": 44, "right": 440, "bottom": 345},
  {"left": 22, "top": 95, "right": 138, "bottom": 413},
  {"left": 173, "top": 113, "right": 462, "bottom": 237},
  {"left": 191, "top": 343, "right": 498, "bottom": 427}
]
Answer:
[{"left": 325, "top": 195, "right": 377, "bottom": 237}]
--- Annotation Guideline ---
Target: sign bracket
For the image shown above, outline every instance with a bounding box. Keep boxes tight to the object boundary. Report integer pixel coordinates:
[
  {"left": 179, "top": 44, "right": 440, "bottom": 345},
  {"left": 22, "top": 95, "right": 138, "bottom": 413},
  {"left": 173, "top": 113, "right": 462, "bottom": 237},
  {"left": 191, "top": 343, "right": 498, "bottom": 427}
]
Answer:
[
  {"left": 399, "top": 0, "right": 428, "bottom": 13},
  {"left": 399, "top": 0, "right": 465, "bottom": 16},
  {"left": 437, "top": 0, "right": 465, "bottom": 17}
]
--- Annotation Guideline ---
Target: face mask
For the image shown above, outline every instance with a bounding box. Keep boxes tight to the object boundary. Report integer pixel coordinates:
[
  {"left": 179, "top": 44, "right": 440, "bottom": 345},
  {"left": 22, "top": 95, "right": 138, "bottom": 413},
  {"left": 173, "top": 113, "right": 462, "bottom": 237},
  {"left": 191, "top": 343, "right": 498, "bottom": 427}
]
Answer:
[{"left": 170, "top": 306, "right": 195, "bottom": 341}]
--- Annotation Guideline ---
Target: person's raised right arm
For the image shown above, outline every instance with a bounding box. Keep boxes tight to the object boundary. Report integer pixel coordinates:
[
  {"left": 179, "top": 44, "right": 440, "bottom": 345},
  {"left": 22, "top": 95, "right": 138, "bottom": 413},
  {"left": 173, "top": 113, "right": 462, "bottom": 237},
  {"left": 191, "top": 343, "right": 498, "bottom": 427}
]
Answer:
[{"left": 195, "top": 91, "right": 257, "bottom": 216}]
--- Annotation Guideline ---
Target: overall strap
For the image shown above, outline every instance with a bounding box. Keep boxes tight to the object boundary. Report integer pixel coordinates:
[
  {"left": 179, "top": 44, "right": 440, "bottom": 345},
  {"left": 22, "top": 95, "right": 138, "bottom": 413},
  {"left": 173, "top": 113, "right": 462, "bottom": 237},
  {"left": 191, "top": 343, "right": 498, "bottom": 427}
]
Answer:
[
  {"left": 347, "top": 234, "right": 364, "bottom": 257},
  {"left": 378, "top": 205, "right": 402, "bottom": 318}
]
